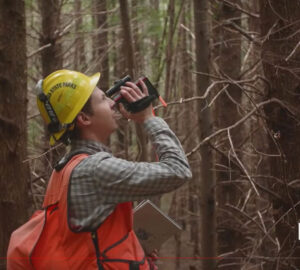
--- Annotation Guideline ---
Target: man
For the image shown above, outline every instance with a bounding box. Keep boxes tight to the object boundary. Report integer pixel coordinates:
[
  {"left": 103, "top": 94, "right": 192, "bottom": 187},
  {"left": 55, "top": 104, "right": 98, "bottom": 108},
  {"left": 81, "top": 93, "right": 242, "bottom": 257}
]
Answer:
[{"left": 36, "top": 70, "right": 192, "bottom": 269}]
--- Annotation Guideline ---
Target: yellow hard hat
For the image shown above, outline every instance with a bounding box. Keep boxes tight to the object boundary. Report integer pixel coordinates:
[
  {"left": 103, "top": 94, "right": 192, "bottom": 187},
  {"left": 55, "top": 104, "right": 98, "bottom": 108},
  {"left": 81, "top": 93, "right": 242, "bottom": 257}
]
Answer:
[{"left": 36, "top": 70, "right": 100, "bottom": 145}]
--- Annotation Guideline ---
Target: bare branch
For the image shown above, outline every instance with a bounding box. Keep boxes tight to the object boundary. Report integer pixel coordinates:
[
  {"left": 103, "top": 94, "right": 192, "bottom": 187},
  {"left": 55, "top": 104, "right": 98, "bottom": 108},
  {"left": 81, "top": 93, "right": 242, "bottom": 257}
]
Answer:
[
  {"left": 23, "top": 143, "right": 64, "bottom": 163},
  {"left": 186, "top": 98, "right": 295, "bottom": 157},
  {"left": 154, "top": 80, "right": 228, "bottom": 110},
  {"left": 285, "top": 41, "right": 300, "bottom": 62},
  {"left": 27, "top": 44, "right": 52, "bottom": 58},
  {"left": 215, "top": 0, "right": 260, "bottom": 19},
  {"left": 227, "top": 129, "right": 260, "bottom": 196}
]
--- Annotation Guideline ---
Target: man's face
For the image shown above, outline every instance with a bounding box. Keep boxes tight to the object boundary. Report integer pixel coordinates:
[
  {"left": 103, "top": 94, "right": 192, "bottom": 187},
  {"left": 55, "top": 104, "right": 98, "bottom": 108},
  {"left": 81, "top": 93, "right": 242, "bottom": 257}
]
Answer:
[{"left": 88, "top": 87, "right": 119, "bottom": 141}]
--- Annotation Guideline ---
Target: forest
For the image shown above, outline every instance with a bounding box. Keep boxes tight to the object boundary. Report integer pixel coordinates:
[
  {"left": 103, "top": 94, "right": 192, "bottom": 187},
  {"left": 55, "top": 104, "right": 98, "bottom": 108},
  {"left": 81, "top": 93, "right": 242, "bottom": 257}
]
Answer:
[{"left": 1, "top": 0, "right": 300, "bottom": 269}]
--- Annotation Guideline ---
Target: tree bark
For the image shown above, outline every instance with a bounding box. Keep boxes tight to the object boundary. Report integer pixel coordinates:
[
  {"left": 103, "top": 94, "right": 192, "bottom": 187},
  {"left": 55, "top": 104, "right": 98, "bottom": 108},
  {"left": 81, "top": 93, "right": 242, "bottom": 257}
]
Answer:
[
  {"left": 39, "top": 0, "right": 63, "bottom": 77},
  {"left": 132, "top": 0, "right": 145, "bottom": 73},
  {"left": 74, "top": 0, "right": 87, "bottom": 71},
  {"left": 164, "top": 0, "right": 175, "bottom": 102},
  {"left": 119, "top": 0, "right": 148, "bottom": 162},
  {"left": 119, "top": 0, "right": 136, "bottom": 78},
  {"left": 0, "top": 0, "right": 30, "bottom": 268},
  {"left": 260, "top": 0, "right": 300, "bottom": 268},
  {"left": 212, "top": 2, "right": 242, "bottom": 268},
  {"left": 93, "top": 0, "right": 109, "bottom": 91},
  {"left": 193, "top": 0, "right": 217, "bottom": 269},
  {"left": 39, "top": 0, "right": 64, "bottom": 167}
]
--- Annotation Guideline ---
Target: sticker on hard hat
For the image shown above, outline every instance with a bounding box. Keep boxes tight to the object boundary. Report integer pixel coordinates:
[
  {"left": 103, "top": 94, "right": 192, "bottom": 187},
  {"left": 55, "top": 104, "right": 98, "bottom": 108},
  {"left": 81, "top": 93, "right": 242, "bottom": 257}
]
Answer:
[{"left": 47, "top": 82, "right": 77, "bottom": 99}]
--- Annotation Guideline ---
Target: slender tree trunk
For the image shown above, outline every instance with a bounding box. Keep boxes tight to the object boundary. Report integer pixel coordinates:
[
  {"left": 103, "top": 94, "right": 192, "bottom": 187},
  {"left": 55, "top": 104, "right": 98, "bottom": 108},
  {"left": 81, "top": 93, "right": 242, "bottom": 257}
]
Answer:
[
  {"left": 39, "top": 0, "right": 64, "bottom": 167},
  {"left": 0, "top": 1, "right": 30, "bottom": 268},
  {"left": 193, "top": 0, "right": 217, "bottom": 269},
  {"left": 177, "top": 2, "right": 202, "bottom": 269},
  {"left": 39, "top": 0, "right": 63, "bottom": 77},
  {"left": 212, "top": 2, "right": 242, "bottom": 268},
  {"left": 132, "top": 0, "right": 145, "bottom": 73},
  {"left": 149, "top": 0, "right": 161, "bottom": 84},
  {"left": 164, "top": 0, "right": 175, "bottom": 102},
  {"left": 119, "top": 0, "right": 148, "bottom": 161},
  {"left": 109, "top": 0, "right": 128, "bottom": 158},
  {"left": 260, "top": 1, "right": 300, "bottom": 268},
  {"left": 93, "top": 0, "right": 109, "bottom": 91},
  {"left": 119, "top": 0, "right": 136, "bottom": 77},
  {"left": 241, "top": 1, "right": 274, "bottom": 268},
  {"left": 74, "top": 0, "right": 87, "bottom": 71}
]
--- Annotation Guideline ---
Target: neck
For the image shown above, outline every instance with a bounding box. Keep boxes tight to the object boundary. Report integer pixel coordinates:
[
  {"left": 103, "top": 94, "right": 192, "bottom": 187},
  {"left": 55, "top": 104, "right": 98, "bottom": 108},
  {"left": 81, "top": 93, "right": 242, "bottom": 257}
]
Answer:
[{"left": 79, "top": 129, "right": 109, "bottom": 145}]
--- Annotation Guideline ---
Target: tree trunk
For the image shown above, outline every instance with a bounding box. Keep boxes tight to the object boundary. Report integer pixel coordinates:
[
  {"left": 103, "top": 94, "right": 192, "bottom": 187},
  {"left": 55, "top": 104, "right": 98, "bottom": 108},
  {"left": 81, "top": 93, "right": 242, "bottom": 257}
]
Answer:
[
  {"left": 193, "top": 0, "right": 217, "bottom": 269},
  {"left": 0, "top": 0, "right": 30, "bottom": 268},
  {"left": 212, "top": 2, "right": 242, "bottom": 268},
  {"left": 119, "top": 0, "right": 148, "bottom": 162},
  {"left": 260, "top": 0, "right": 300, "bottom": 268},
  {"left": 119, "top": 0, "right": 136, "bottom": 78},
  {"left": 39, "top": 0, "right": 64, "bottom": 167},
  {"left": 164, "top": 0, "right": 175, "bottom": 102},
  {"left": 179, "top": 2, "right": 202, "bottom": 269},
  {"left": 74, "top": 0, "right": 87, "bottom": 71},
  {"left": 93, "top": 0, "right": 109, "bottom": 91},
  {"left": 132, "top": 0, "right": 145, "bottom": 73},
  {"left": 39, "top": 0, "right": 63, "bottom": 77}
]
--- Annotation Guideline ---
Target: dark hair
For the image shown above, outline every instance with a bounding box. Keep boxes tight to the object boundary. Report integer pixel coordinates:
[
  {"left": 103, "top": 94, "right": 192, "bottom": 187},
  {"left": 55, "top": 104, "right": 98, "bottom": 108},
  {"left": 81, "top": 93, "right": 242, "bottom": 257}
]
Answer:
[
  {"left": 81, "top": 96, "right": 94, "bottom": 116},
  {"left": 68, "top": 97, "right": 94, "bottom": 141}
]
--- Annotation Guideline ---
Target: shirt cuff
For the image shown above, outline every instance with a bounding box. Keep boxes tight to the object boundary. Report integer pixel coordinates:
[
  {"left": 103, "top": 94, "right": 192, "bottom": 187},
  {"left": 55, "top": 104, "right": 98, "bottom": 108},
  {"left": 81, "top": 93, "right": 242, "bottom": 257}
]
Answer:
[{"left": 143, "top": 117, "right": 169, "bottom": 135}]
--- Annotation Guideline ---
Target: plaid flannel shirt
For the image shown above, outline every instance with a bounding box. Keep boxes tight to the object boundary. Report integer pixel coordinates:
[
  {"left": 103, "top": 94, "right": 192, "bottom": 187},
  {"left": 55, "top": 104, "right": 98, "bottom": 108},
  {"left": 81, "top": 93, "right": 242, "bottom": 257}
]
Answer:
[{"left": 66, "top": 117, "right": 192, "bottom": 231}]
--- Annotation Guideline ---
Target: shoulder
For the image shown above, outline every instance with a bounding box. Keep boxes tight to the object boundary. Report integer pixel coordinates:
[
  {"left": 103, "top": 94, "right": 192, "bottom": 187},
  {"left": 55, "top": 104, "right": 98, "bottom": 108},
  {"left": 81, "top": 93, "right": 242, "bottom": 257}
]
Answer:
[{"left": 71, "top": 151, "right": 113, "bottom": 176}]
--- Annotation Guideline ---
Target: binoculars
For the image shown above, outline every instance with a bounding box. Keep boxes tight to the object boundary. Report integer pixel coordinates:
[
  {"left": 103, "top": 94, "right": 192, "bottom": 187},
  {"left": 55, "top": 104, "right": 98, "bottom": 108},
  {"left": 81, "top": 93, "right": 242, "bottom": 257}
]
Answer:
[{"left": 106, "top": 75, "right": 160, "bottom": 113}]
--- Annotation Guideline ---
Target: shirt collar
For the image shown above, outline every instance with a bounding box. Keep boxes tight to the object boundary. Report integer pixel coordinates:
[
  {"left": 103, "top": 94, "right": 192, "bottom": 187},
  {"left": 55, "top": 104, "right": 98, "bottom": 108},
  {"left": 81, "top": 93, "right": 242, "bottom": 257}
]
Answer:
[{"left": 70, "top": 139, "right": 112, "bottom": 155}]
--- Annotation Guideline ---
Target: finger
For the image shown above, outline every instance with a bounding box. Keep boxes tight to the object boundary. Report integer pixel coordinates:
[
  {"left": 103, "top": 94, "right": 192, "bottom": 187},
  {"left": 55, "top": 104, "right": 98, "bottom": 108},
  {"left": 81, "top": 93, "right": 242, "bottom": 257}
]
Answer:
[
  {"left": 125, "top": 81, "right": 145, "bottom": 97},
  {"left": 120, "top": 88, "right": 136, "bottom": 103},
  {"left": 138, "top": 79, "right": 149, "bottom": 96},
  {"left": 120, "top": 86, "right": 141, "bottom": 100}
]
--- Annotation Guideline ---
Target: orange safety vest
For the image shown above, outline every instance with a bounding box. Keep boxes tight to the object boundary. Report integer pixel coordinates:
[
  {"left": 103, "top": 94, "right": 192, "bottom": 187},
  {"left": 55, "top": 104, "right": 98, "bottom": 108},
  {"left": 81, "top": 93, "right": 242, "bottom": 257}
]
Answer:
[{"left": 8, "top": 154, "right": 150, "bottom": 270}]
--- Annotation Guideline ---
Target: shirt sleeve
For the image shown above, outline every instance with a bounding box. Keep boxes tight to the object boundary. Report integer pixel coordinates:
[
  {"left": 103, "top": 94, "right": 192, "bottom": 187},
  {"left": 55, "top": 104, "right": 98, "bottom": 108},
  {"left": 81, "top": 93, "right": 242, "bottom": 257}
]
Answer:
[{"left": 73, "top": 117, "right": 192, "bottom": 204}]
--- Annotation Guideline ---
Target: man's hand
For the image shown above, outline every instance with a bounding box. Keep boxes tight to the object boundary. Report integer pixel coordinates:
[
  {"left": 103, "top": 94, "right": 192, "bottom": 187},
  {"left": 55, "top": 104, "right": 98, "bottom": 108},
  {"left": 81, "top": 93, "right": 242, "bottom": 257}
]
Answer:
[
  {"left": 147, "top": 249, "right": 159, "bottom": 270},
  {"left": 119, "top": 79, "right": 154, "bottom": 123}
]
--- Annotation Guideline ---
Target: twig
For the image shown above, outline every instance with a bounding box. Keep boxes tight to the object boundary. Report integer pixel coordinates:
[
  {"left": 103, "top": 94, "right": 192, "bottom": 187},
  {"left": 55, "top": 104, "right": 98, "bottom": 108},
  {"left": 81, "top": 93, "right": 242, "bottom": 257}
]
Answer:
[
  {"left": 285, "top": 41, "right": 300, "bottom": 62},
  {"left": 217, "top": 0, "right": 259, "bottom": 18},
  {"left": 23, "top": 143, "right": 64, "bottom": 163},
  {"left": 228, "top": 22, "right": 259, "bottom": 44},
  {"left": 227, "top": 129, "right": 260, "bottom": 196},
  {"left": 208, "top": 84, "right": 229, "bottom": 107},
  {"left": 180, "top": 23, "right": 195, "bottom": 40},
  {"left": 154, "top": 80, "right": 228, "bottom": 110},
  {"left": 186, "top": 98, "right": 294, "bottom": 157},
  {"left": 261, "top": 200, "right": 300, "bottom": 245},
  {"left": 27, "top": 43, "right": 52, "bottom": 58},
  {"left": 28, "top": 113, "right": 40, "bottom": 120},
  {"left": 225, "top": 204, "right": 278, "bottom": 246},
  {"left": 267, "top": 0, "right": 288, "bottom": 22},
  {"left": 241, "top": 189, "right": 251, "bottom": 211}
]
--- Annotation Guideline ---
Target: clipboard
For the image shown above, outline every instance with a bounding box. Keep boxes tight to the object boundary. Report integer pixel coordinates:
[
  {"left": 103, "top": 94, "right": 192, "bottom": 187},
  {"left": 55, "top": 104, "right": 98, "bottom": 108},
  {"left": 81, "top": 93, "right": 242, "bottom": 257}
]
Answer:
[{"left": 133, "top": 200, "right": 182, "bottom": 254}]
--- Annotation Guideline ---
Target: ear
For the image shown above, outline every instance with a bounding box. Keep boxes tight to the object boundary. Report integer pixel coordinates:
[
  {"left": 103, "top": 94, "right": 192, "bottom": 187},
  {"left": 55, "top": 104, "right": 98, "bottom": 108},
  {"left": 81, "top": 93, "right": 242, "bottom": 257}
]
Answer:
[{"left": 76, "top": 112, "right": 92, "bottom": 128}]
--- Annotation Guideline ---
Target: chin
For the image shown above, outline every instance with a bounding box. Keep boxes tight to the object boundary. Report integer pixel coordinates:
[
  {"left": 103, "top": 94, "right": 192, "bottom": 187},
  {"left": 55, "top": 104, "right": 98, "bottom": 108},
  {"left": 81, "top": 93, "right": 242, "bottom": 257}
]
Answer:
[{"left": 110, "top": 123, "right": 118, "bottom": 133}]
